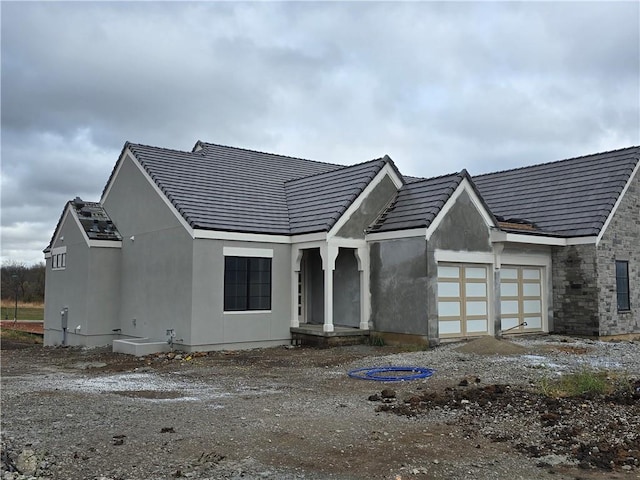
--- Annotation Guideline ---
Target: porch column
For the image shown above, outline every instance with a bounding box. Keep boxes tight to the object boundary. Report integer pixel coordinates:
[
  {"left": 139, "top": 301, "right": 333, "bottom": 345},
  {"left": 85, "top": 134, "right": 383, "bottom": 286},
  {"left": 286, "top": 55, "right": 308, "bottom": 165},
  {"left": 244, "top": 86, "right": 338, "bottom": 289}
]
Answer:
[
  {"left": 320, "top": 244, "right": 339, "bottom": 333},
  {"left": 291, "top": 246, "right": 303, "bottom": 328},
  {"left": 355, "top": 246, "right": 371, "bottom": 330}
]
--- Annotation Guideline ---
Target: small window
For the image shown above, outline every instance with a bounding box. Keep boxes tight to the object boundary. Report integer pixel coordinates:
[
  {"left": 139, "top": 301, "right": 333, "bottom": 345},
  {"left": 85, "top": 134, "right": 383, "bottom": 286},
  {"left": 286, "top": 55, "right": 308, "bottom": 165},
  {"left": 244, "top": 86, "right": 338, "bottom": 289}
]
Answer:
[
  {"left": 224, "top": 256, "right": 272, "bottom": 311},
  {"left": 615, "top": 261, "right": 630, "bottom": 311},
  {"left": 52, "top": 252, "right": 66, "bottom": 271}
]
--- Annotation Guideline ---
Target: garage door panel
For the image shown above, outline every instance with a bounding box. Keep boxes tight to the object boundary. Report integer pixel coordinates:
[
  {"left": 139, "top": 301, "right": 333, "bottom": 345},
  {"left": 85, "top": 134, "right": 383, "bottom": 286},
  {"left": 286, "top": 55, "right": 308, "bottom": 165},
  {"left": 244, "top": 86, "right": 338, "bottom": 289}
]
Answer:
[
  {"left": 439, "top": 320, "right": 462, "bottom": 334},
  {"left": 438, "top": 264, "right": 489, "bottom": 337},
  {"left": 523, "top": 300, "right": 541, "bottom": 314},
  {"left": 501, "top": 266, "right": 544, "bottom": 333},
  {"left": 525, "top": 316, "right": 542, "bottom": 329},
  {"left": 467, "top": 319, "right": 487, "bottom": 332}
]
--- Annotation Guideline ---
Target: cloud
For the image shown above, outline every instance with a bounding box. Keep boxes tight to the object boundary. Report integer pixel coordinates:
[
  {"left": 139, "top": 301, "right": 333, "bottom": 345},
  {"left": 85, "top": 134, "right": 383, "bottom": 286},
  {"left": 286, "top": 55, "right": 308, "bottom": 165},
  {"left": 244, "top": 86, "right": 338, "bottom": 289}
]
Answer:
[{"left": 1, "top": 1, "right": 638, "bottom": 264}]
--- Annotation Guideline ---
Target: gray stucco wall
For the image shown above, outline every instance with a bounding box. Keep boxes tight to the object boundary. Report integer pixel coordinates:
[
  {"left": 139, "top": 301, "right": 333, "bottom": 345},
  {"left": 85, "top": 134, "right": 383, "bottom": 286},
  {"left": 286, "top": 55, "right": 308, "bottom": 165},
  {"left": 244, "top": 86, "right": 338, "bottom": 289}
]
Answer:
[
  {"left": 85, "top": 247, "right": 121, "bottom": 336},
  {"left": 103, "top": 154, "right": 194, "bottom": 343},
  {"left": 44, "top": 210, "right": 90, "bottom": 346},
  {"left": 426, "top": 189, "right": 492, "bottom": 341},
  {"left": 336, "top": 175, "right": 397, "bottom": 239},
  {"left": 333, "top": 248, "right": 360, "bottom": 327},
  {"left": 552, "top": 244, "right": 600, "bottom": 336},
  {"left": 595, "top": 169, "right": 640, "bottom": 335},
  {"left": 370, "top": 236, "right": 428, "bottom": 335},
  {"left": 427, "top": 190, "right": 492, "bottom": 254},
  {"left": 190, "top": 239, "right": 292, "bottom": 349}
]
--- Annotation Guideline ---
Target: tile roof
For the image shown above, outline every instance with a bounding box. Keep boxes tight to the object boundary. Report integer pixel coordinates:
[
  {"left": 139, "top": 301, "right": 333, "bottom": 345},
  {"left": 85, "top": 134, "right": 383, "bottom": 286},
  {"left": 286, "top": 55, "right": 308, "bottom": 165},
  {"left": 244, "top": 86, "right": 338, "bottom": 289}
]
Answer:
[
  {"left": 125, "top": 142, "right": 392, "bottom": 235},
  {"left": 98, "top": 141, "right": 637, "bottom": 242},
  {"left": 473, "top": 146, "right": 640, "bottom": 237},
  {"left": 369, "top": 171, "right": 466, "bottom": 233},
  {"left": 285, "top": 158, "right": 389, "bottom": 234},
  {"left": 45, "top": 197, "right": 122, "bottom": 252},
  {"left": 72, "top": 198, "right": 122, "bottom": 241}
]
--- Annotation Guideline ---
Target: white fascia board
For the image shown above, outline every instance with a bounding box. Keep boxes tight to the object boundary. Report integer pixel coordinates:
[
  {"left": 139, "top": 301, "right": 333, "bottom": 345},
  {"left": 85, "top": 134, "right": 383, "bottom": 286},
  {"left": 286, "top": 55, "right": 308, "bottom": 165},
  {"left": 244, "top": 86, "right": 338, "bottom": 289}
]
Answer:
[
  {"left": 501, "top": 252, "right": 552, "bottom": 267},
  {"left": 491, "top": 229, "right": 596, "bottom": 246},
  {"left": 425, "top": 178, "right": 495, "bottom": 241},
  {"left": 292, "top": 240, "right": 326, "bottom": 251},
  {"left": 434, "top": 249, "right": 494, "bottom": 264},
  {"left": 103, "top": 148, "right": 196, "bottom": 239},
  {"left": 365, "top": 228, "right": 427, "bottom": 242},
  {"left": 223, "top": 246, "right": 274, "bottom": 258},
  {"left": 195, "top": 229, "right": 328, "bottom": 245},
  {"left": 194, "top": 229, "right": 291, "bottom": 244},
  {"left": 291, "top": 232, "right": 326, "bottom": 244},
  {"left": 51, "top": 246, "right": 67, "bottom": 255},
  {"left": 328, "top": 237, "right": 367, "bottom": 248},
  {"left": 596, "top": 159, "right": 640, "bottom": 246},
  {"left": 327, "top": 163, "right": 403, "bottom": 239},
  {"left": 88, "top": 240, "right": 123, "bottom": 248}
]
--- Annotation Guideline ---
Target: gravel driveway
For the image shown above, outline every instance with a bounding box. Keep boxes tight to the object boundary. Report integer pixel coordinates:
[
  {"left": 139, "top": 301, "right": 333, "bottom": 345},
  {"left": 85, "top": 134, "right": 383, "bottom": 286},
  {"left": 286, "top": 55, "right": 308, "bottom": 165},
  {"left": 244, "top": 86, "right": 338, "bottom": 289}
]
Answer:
[{"left": 1, "top": 335, "right": 639, "bottom": 480}]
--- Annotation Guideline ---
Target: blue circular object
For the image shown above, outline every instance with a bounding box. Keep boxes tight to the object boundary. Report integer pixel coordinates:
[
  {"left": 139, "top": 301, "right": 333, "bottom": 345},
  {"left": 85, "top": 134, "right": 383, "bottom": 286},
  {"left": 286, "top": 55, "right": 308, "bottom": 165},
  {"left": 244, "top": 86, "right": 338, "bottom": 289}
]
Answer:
[{"left": 347, "top": 366, "right": 435, "bottom": 382}]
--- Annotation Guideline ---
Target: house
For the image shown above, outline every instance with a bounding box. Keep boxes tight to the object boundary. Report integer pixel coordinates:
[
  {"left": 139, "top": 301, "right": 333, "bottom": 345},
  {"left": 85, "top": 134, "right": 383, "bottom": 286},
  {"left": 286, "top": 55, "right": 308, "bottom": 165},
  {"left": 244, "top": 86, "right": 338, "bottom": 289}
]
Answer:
[{"left": 43, "top": 142, "right": 640, "bottom": 353}]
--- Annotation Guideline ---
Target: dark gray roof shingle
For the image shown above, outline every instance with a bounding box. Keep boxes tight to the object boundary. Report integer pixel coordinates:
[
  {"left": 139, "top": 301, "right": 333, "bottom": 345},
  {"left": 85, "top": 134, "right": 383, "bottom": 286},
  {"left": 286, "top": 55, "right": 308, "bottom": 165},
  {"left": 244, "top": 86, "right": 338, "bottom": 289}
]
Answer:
[
  {"left": 473, "top": 146, "right": 640, "bottom": 237},
  {"left": 45, "top": 197, "right": 122, "bottom": 252},
  {"left": 125, "top": 142, "right": 394, "bottom": 235},
  {"left": 369, "top": 171, "right": 465, "bottom": 233},
  {"left": 286, "top": 158, "right": 389, "bottom": 234},
  {"left": 73, "top": 198, "right": 122, "bottom": 241}
]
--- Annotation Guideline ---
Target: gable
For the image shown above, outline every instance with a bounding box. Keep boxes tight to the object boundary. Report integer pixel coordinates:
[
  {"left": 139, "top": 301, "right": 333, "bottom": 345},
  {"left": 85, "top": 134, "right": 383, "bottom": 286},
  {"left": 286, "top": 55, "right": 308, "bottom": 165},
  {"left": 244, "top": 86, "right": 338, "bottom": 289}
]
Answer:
[
  {"left": 334, "top": 173, "right": 399, "bottom": 239},
  {"left": 46, "top": 199, "right": 122, "bottom": 254},
  {"left": 123, "top": 142, "right": 342, "bottom": 235},
  {"left": 426, "top": 178, "right": 495, "bottom": 251},
  {"left": 286, "top": 158, "right": 395, "bottom": 235}
]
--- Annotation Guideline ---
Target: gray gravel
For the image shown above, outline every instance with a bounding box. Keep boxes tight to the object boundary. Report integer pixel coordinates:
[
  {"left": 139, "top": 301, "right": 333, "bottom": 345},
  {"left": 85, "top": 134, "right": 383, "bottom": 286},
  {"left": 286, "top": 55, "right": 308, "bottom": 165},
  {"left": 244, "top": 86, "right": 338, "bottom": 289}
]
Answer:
[{"left": 2, "top": 335, "right": 639, "bottom": 480}]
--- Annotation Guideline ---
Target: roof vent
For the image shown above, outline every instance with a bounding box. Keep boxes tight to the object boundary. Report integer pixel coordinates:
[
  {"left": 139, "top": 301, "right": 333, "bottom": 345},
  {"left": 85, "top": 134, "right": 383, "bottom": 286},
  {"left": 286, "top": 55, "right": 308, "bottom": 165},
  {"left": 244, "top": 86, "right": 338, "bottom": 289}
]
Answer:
[{"left": 73, "top": 196, "right": 85, "bottom": 208}]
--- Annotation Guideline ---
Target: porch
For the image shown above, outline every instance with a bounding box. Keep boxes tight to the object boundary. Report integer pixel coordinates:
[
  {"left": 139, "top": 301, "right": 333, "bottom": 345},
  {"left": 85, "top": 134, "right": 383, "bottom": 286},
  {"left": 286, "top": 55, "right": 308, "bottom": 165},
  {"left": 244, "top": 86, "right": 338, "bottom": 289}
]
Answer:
[{"left": 290, "top": 323, "right": 370, "bottom": 347}]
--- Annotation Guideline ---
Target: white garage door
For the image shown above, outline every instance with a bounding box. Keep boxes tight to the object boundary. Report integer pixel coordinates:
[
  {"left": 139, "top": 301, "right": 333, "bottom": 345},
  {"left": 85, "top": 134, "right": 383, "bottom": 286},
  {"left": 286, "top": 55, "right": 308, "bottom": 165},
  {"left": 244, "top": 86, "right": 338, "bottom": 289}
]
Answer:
[
  {"left": 437, "top": 264, "right": 489, "bottom": 338},
  {"left": 500, "top": 266, "right": 544, "bottom": 333}
]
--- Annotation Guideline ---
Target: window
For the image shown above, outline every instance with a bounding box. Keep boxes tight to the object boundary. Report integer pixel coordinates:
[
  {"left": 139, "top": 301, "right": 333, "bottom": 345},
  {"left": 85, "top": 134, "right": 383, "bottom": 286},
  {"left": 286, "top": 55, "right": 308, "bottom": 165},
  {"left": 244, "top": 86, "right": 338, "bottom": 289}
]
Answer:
[
  {"left": 224, "top": 256, "right": 272, "bottom": 311},
  {"left": 616, "top": 261, "right": 630, "bottom": 311},
  {"left": 52, "top": 252, "right": 66, "bottom": 270}
]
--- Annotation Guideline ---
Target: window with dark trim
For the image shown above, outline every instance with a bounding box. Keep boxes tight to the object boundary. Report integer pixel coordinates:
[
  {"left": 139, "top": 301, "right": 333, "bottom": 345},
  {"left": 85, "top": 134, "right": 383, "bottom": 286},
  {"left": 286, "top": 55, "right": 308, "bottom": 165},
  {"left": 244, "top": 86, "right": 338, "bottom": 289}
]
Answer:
[
  {"left": 224, "top": 256, "right": 272, "bottom": 311},
  {"left": 615, "top": 260, "right": 630, "bottom": 311},
  {"left": 52, "top": 253, "right": 66, "bottom": 270}
]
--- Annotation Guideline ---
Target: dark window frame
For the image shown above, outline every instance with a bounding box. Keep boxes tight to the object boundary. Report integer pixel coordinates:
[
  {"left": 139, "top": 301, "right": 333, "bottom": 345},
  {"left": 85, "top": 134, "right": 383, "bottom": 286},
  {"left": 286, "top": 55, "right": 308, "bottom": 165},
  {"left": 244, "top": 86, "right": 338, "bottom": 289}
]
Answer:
[
  {"left": 615, "top": 260, "right": 631, "bottom": 312},
  {"left": 224, "top": 256, "right": 272, "bottom": 312}
]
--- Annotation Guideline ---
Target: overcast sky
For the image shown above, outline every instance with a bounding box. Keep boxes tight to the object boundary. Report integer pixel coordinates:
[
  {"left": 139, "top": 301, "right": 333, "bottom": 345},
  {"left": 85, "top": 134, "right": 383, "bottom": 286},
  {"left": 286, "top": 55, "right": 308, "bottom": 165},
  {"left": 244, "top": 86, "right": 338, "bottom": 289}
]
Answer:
[{"left": 1, "top": 1, "right": 639, "bottom": 265}]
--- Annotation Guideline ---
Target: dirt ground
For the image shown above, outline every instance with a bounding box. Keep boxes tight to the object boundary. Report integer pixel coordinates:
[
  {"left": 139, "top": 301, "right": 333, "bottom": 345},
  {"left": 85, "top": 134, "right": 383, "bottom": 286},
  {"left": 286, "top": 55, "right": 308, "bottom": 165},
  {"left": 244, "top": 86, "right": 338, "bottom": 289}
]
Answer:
[{"left": 1, "top": 336, "right": 639, "bottom": 480}]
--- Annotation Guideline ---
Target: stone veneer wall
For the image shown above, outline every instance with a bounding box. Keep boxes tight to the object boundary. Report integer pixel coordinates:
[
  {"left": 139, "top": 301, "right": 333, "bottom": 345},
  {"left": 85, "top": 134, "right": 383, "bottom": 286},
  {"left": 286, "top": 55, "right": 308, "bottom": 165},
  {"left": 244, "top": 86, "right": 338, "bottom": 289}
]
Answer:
[
  {"left": 551, "top": 244, "right": 600, "bottom": 336},
  {"left": 595, "top": 169, "right": 640, "bottom": 336}
]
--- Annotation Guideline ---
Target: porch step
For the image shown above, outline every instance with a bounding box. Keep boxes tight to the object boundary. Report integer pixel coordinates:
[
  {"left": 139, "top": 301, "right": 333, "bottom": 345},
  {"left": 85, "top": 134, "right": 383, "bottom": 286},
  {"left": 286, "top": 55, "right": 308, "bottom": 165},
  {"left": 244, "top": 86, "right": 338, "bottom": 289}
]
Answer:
[
  {"left": 113, "top": 337, "right": 171, "bottom": 356},
  {"left": 290, "top": 325, "right": 369, "bottom": 347}
]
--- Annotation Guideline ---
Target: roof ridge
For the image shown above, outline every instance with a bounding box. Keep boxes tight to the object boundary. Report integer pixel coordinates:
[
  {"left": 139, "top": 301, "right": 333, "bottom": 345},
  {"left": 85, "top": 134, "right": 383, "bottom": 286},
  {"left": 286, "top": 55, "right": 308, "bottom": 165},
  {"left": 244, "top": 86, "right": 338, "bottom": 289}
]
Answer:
[
  {"left": 408, "top": 170, "right": 464, "bottom": 184},
  {"left": 127, "top": 141, "right": 195, "bottom": 155},
  {"left": 284, "top": 156, "right": 386, "bottom": 185},
  {"left": 197, "top": 141, "right": 342, "bottom": 169},
  {"left": 474, "top": 145, "right": 640, "bottom": 178}
]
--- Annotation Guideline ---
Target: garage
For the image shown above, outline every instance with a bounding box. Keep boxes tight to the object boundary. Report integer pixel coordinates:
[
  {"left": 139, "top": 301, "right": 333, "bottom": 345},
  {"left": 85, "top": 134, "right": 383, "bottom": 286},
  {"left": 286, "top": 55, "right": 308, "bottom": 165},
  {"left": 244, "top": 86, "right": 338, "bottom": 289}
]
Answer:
[
  {"left": 437, "top": 264, "right": 490, "bottom": 338},
  {"left": 500, "top": 266, "right": 544, "bottom": 333}
]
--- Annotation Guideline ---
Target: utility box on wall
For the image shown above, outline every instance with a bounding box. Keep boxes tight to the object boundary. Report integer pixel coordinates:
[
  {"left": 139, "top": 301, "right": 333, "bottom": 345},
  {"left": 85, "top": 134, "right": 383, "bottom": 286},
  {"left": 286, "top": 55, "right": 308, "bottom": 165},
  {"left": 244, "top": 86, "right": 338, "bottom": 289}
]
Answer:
[{"left": 61, "top": 307, "right": 68, "bottom": 330}]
